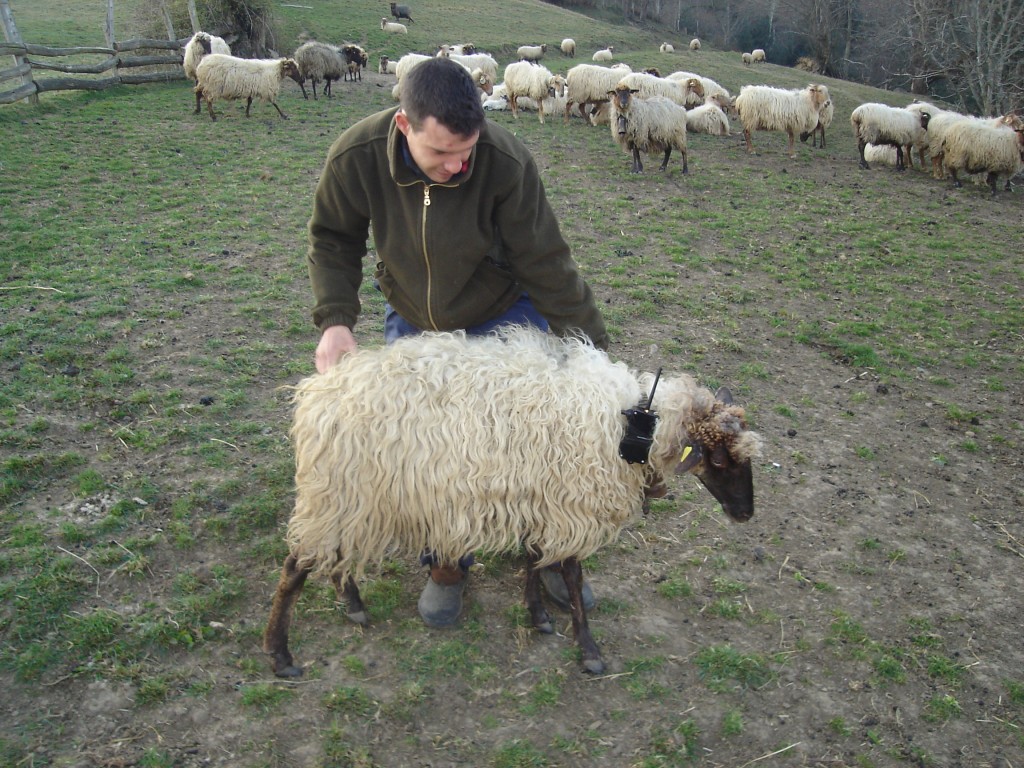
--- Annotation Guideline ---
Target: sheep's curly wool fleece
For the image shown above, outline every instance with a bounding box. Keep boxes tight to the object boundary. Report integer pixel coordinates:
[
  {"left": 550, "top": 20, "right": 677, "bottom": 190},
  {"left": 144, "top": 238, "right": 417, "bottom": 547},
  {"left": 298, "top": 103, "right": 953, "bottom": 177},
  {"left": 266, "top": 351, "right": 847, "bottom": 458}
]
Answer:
[{"left": 285, "top": 328, "right": 760, "bottom": 583}]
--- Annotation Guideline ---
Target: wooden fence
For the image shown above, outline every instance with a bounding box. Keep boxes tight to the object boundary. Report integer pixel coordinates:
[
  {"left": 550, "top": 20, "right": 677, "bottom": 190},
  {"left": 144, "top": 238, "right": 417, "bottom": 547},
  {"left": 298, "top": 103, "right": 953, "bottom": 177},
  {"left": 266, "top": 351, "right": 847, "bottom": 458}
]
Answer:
[{"left": 0, "top": 0, "right": 188, "bottom": 106}]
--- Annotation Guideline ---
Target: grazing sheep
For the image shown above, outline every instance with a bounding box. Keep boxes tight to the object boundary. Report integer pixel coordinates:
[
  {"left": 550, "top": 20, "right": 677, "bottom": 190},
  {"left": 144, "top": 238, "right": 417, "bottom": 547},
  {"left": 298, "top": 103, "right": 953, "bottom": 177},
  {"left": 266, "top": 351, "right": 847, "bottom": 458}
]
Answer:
[
  {"left": 660, "top": 42, "right": 675, "bottom": 53},
  {"left": 561, "top": 38, "right": 576, "bottom": 57},
  {"left": 940, "top": 120, "right": 1024, "bottom": 194},
  {"left": 517, "top": 44, "right": 548, "bottom": 62},
  {"left": 615, "top": 71, "right": 687, "bottom": 106},
  {"left": 685, "top": 101, "right": 731, "bottom": 136},
  {"left": 378, "top": 55, "right": 397, "bottom": 75},
  {"left": 564, "top": 62, "right": 632, "bottom": 123},
  {"left": 194, "top": 53, "right": 302, "bottom": 121},
  {"left": 381, "top": 18, "right": 408, "bottom": 33},
  {"left": 689, "top": 38, "right": 701, "bottom": 50},
  {"left": 741, "top": 52, "right": 753, "bottom": 65},
  {"left": 751, "top": 48, "right": 766, "bottom": 63},
  {"left": 390, "top": 2, "right": 413, "bottom": 22},
  {"left": 182, "top": 31, "right": 230, "bottom": 82},
  {"left": 609, "top": 84, "right": 688, "bottom": 174},
  {"left": 293, "top": 41, "right": 345, "bottom": 100},
  {"left": 850, "top": 102, "right": 930, "bottom": 171},
  {"left": 345, "top": 60, "right": 361, "bottom": 82},
  {"left": 592, "top": 46, "right": 614, "bottom": 62},
  {"left": 262, "top": 328, "right": 761, "bottom": 677},
  {"left": 800, "top": 97, "right": 833, "bottom": 148},
  {"left": 503, "top": 61, "right": 566, "bottom": 124},
  {"left": 734, "top": 83, "right": 830, "bottom": 158}
]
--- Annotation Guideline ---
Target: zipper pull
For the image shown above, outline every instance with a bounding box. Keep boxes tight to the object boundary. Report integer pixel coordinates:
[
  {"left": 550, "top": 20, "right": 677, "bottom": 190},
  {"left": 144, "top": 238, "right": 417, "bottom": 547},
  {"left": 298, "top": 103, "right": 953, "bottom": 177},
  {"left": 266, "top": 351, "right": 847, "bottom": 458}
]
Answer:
[{"left": 423, "top": 185, "right": 431, "bottom": 206}]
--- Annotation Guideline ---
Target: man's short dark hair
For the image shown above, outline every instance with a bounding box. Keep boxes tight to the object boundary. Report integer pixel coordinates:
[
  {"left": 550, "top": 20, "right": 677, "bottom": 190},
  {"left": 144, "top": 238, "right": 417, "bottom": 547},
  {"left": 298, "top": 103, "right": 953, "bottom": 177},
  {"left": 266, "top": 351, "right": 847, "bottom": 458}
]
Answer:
[{"left": 400, "top": 58, "right": 485, "bottom": 137}]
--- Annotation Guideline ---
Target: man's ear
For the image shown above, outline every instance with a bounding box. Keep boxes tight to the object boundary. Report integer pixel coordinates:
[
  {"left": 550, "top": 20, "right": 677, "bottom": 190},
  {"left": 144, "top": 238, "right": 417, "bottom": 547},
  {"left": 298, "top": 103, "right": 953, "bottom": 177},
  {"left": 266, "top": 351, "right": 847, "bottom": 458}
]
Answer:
[{"left": 394, "top": 109, "right": 411, "bottom": 136}]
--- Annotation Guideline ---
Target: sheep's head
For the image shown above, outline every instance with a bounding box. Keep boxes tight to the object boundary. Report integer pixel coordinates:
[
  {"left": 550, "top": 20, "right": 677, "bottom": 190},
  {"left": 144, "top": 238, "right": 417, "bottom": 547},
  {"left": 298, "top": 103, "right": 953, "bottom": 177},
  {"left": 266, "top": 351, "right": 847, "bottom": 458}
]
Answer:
[
  {"left": 196, "top": 32, "right": 212, "bottom": 55},
  {"left": 548, "top": 75, "right": 567, "bottom": 99},
  {"left": 674, "top": 388, "right": 761, "bottom": 522},
  {"left": 807, "top": 84, "right": 828, "bottom": 109},
  {"left": 644, "top": 66, "right": 662, "bottom": 77},
  {"left": 280, "top": 58, "right": 302, "bottom": 83},
  {"left": 609, "top": 85, "right": 639, "bottom": 135},
  {"left": 472, "top": 69, "right": 494, "bottom": 95}
]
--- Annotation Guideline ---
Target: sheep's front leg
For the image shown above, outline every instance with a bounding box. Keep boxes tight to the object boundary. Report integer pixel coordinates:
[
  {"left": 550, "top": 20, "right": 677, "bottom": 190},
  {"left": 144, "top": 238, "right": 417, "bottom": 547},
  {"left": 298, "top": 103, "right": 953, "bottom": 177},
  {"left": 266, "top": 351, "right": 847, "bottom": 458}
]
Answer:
[
  {"left": 894, "top": 145, "right": 906, "bottom": 171},
  {"left": 524, "top": 554, "right": 553, "bottom": 634},
  {"left": 560, "top": 557, "right": 605, "bottom": 674},
  {"left": 857, "top": 139, "right": 869, "bottom": 169},
  {"left": 630, "top": 145, "right": 643, "bottom": 174},
  {"left": 331, "top": 570, "right": 368, "bottom": 626},
  {"left": 743, "top": 128, "right": 754, "bottom": 154},
  {"left": 786, "top": 129, "right": 797, "bottom": 158},
  {"left": 271, "top": 100, "right": 290, "bottom": 119},
  {"left": 659, "top": 147, "right": 671, "bottom": 171},
  {"left": 263, "top": 553, "right": 311, "bottom": 678},
  {"left": 193, "top": 89, "right": 203, "bottom": 115},
  {"left": 245, "top": 96, "right": 253, "bottom": 117}
]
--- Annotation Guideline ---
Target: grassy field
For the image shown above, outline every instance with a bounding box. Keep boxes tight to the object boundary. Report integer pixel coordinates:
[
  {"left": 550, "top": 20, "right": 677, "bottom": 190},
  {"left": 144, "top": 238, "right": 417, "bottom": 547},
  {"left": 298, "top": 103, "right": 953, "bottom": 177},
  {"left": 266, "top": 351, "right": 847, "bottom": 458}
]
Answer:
[{"left": 2, "top": 1, "right": 1024, "bottom": 767}]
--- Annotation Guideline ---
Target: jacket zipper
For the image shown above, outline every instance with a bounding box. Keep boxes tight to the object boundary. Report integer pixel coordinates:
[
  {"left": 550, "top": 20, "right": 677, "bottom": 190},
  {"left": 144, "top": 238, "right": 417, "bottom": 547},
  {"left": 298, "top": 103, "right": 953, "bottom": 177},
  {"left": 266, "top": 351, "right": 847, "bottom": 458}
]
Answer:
[{"left": 421, "top": 184, "right": 438, "bottom": 330}]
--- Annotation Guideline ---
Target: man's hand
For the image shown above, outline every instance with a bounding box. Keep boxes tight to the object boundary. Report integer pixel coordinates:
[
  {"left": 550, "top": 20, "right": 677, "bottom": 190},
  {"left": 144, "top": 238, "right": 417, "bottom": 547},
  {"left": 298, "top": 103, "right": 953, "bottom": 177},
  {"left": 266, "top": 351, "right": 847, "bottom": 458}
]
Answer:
[{"left": 315, "top": 325, "right": 358, "bottom": 373}]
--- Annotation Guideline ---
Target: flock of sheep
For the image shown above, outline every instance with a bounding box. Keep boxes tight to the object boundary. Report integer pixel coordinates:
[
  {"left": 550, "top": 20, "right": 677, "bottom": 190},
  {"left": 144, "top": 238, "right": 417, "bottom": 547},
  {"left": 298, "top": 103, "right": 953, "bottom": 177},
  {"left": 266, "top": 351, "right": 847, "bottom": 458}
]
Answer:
[{"left": 181, "top": 26, "right": 1024, "bottom": 191}]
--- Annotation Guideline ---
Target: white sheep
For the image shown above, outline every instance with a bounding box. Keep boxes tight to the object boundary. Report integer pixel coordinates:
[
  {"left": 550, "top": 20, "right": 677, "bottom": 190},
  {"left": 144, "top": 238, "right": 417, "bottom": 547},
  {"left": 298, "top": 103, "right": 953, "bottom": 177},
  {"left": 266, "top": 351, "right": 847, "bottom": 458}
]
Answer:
[
  {"left": 193, "top": 53, "right": 302, "bottom": 121},
  {"left": 660, "top": 42, "right": 675, "bottom": 53},
  {"left": 665, "top": 70, "right": 732, "bottom": 110},
  {"left": 734, "top": 83, "right": 830, "bottom": 158},
  {"left": 742, "top": 52, "right": 753, "bottom": 65},
  {"left": 517, "top": 43, "right": 547, "bottom": 62},
  {"left": 939, "top": 118, "right": 1024, "bottom": 194},
  {"left": 561, "top": 38, "right": 576, "bottom": 57},
  {"left": 182, "top": 31, "right": 231, "bottom": 113},
  {"left": 800, "top": 97, "right": 833, "bottom": 148},
  {"left": 592, "top": 46, "right": 615, "bottom": 62},
  {"left": 393, "top": 53, "right": 494, "bottom": 100},
  {"left": 381, "top": 18, "right": 408, "bottom": 33},
  {"left": 502, "top": 61, "right": 566, "bottom": 124},
  {"left": 378, "top": 55, "right": 397, "bottom": 75},
  {"left": 614, "top": 71, "right": 687, "bottom": 106},
  {"left": 447, "top": 52, "right": 499, "bottom": 83},
  {"left": 685, "top": 101, "right": 731, "bottom": 136},
  {"left": 689, "top": 38, "right": 701, "bottom": 50},
  {"left": 262, "top": 328, "right": 761, "bottom": 677},
  {"left": 564, "top": 62, "right": 632, "bottom": 123},
  {"left": 850, "top": 102, "right": 930, "bottom": 171},
  {"left": 609, "top": 84, "right": 688, "bottom": 174},
  {"left": 448, "top": 43, "right": 476, "bottom": 55},
  {"left": 293, "top": 41, "right": 345, "bottom": 100},
  {"left": 751, "top": 48, "right": 766, "bottom": 63}
]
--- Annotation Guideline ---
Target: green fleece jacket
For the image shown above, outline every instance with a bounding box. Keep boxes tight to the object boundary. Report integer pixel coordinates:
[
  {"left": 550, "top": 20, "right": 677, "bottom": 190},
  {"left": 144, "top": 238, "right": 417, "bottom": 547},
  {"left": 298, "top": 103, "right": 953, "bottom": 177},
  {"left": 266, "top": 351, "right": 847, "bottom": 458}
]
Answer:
[{"left": 306, "top": 106, "right": 608, "bottom": 349}]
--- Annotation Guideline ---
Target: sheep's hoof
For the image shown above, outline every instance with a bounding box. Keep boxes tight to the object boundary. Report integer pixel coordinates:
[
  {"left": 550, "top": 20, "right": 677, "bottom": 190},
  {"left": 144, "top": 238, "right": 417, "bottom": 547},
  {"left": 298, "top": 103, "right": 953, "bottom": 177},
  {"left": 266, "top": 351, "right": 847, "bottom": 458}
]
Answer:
[
  {"left": 346, "top": 610, "right": 369, "bottom": 626},
  {"left": 858, "top": 161, "right": 869, "bottom": 170},
  {"left": 534, "top": 619, "right": 554, "bottom": 634},
  {"left": 582, "top": 656, "right": 605, "bottom": 675},
  {"left": 270, "top": 653, "right": 304, "bottom": 678}
]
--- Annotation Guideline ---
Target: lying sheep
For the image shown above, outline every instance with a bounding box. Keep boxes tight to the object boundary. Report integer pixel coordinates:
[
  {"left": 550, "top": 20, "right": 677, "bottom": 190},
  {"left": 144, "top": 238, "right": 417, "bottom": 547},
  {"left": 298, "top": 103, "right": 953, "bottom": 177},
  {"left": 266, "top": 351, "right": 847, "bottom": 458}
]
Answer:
[
  {"left": 850, "top": 102, "right": 930, "bottom": 171},
  {"left": 689, "top": 38, "right": 701, "bottom": 50},
  {"left": 609, "top": 83, "right": 688, "bottom": 174},
  {"left": 378, "top": 55, "right": 397, "bottom": 75},
  {"left": 194, "top": 53, "right": 302, "bottom": 121},
  {"left": 263, "top": 328, "right": 760, "bottom": 677},
  {"left": 517, "top": 43, "right": 547, "bottom": 62},
  {"left": 381, "top": 18, "right": 408, "bottom": 33},
  {"left": 503, "top": 61, "right": 566, "bottom": 124},
  {"left": 182, "top": 31, "right": 230, "bottom": 82},
  {"left": 592, "top": 46, "right": 615, "bottom": 62},
  {"left": 293, "top": 41, "right": 345, "bottom": 100},
  {"left": 564, "top": 62, "right": 631, "bottom": 123},
  {"left": 660, "top": 42, "right": 675, "bottom": 53},
  {"left": 561, "top": 38, "right": 576, "bottom": 57},
  {"left": 751, "top": 48, "right": 766, "bottom": 62},
  {"left": 734, "top": 83, "right": 830, "bottom": 158},
  {"left": 390, "top": 2, "right": 413, "bottom": 22},
  {"left": 800, "top": 97, "right": 833, "bottom": 148},
  {"left": 940, "top": 119, "right": 1024, "bottom": 194},
  {"left": 686, "top": 101, "right": 731, "bottom": 136}
]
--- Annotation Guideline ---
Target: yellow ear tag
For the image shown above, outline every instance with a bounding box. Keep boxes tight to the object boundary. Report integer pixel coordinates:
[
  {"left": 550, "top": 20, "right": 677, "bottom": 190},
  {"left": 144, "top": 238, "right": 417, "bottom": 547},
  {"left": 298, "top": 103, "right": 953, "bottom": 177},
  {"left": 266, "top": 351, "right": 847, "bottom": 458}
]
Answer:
[{"left": 680, "top": 445, "right": 692, "bottom": 463}]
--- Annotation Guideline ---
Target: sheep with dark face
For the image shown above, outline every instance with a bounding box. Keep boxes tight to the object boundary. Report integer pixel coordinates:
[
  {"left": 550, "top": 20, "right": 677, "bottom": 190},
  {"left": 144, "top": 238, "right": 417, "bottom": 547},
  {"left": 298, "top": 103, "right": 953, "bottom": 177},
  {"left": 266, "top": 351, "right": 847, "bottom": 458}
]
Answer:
[
  {"left": 182, "top": 32, "right": 231, "bottom": 113},
  {"left": 390, "top": 2, "right": 413, "bottom": 22},
  {"left": 608, "top": 83, "right": 688, "bottom": 174},
  {"left": 263, "top": 328, "right": 760, "bottom": 677}
]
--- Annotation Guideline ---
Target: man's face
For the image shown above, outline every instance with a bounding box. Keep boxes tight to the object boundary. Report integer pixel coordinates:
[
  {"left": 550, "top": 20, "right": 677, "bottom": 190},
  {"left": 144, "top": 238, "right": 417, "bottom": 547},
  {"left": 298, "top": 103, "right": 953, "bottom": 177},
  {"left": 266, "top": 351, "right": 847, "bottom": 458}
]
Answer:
[{"left": 395, "top": 111, "right": 479, "bottom": 183}]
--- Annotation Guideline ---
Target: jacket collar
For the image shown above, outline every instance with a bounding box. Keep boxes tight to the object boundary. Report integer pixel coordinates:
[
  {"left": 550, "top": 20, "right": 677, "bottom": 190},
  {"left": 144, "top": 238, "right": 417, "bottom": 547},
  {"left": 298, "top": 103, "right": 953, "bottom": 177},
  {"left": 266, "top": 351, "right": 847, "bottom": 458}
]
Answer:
[{"left": 386, "top": 108, "right": 478, "bottom": 188}]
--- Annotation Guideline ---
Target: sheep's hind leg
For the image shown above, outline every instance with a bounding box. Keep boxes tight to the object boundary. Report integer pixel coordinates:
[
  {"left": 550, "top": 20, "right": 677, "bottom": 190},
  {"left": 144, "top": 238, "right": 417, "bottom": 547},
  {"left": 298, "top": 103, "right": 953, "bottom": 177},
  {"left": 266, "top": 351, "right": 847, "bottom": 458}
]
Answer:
[
  {"left": 560, "top": 556, "right": 605, "bottom": 674},
  {"left": 524, "top": 554, "right": 553, "bottom": 634},
  {"left": 263, "top": 553, "right": 311, "bottom": 678},
  {"left": 271, "top": 100, "right": 290, "bottom": 119},
  {"left": 659, "top": 147, "right": 671, "bottom": 171},
  {"left": 331, "top": 570, "right": 368, "bottom": 626}
]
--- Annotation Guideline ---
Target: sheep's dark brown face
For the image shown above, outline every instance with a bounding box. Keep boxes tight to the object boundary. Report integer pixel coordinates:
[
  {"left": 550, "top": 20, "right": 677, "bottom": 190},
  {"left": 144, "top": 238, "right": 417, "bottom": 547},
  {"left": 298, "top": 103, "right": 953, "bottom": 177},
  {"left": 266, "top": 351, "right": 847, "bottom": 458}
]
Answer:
[
  {"left": 282, "top": 59, "right": 302, "bottom": 83},
  {"left": 692, "top": 445, "right": 755, "bottom": 522}
]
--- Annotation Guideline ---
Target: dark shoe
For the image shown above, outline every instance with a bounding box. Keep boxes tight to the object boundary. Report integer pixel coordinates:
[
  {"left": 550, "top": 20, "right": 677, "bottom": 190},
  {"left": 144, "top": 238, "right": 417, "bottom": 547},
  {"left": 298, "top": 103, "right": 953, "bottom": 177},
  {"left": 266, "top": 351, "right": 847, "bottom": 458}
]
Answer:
[
  {"left": 418, "top": 566, "right": 467, "bottom": 627},
  {"left": 540, "top": 566, "right": 596, "bottom": 612}
]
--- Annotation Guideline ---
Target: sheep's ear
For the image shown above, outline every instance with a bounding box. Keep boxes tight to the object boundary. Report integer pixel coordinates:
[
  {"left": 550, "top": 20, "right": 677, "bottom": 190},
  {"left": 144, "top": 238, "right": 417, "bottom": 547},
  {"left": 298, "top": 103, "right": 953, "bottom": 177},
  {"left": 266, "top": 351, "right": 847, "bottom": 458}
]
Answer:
[
  {"left": 630, "top": 88, "right": 640, "bottom": 94},
  {"left": 715, "top": 386, "right": 734, "bottom": 405},
  {"left": 674, "top": 442, "right": 703, "bottom": 475}
]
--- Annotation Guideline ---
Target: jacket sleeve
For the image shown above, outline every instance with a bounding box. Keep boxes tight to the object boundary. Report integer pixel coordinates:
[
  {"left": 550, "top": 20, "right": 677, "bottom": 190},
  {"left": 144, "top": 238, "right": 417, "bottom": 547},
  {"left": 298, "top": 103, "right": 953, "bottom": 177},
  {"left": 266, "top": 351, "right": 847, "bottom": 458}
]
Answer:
[
  {"left": 306, "top": 154, "right": 372, "bottom": 330},
  {"left": 494, "top": 156, "right": 609, "bottom": 350}
]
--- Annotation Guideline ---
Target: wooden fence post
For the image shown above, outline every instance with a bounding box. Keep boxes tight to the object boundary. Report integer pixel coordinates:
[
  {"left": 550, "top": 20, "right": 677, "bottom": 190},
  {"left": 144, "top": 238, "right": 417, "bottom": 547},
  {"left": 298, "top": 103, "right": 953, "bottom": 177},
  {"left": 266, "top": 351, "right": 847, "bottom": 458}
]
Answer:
[
  {"left": 104, "top": 0, "right": 114, "bottom": 49},
  {"left": 0, "top": 0, "right": 37, "bottom": 104},
  {"left": 159, "top": 1, "right": 176, "bottom": 42},
  {"left": 187, "top": 0, "right": 200, "bottom": 35}
]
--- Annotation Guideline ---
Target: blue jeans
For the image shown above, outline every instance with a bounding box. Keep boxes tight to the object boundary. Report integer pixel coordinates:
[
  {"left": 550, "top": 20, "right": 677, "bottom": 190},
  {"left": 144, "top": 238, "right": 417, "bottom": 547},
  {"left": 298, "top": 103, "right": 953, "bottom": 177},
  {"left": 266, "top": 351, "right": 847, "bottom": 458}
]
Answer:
[{"left": 383, "top": 294, "right": 549, "bottom": 344}]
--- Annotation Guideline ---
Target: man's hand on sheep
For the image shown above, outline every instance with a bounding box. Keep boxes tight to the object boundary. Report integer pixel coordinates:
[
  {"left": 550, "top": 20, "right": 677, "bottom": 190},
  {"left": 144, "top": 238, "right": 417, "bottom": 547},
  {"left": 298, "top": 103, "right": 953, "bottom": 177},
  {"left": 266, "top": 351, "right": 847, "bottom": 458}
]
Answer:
[{"left": 316, "top": 325, "right": 357, "bottom": 372}]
